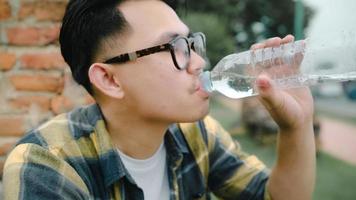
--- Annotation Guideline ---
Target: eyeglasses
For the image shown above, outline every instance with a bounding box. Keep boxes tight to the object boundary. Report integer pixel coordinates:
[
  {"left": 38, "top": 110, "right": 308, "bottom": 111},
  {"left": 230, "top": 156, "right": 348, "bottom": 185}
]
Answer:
[{"left": 103, "top": 32, "right": 206, "bottom": 70}]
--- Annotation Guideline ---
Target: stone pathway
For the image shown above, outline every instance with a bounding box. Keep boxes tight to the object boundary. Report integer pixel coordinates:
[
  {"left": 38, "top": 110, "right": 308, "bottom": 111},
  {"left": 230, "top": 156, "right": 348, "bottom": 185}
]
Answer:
[
  {"left": 319, "top": 117, "right": 356, "bottom": 165},
  {"left": 216, "top": 95, "right": 356, "bottom": 166}
]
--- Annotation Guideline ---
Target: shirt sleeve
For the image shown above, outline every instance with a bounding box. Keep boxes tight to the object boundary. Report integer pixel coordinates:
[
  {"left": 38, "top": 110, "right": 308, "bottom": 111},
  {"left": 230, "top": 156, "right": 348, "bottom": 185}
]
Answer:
[
  {"left": 203, "top": 116, "right": 272, "bottom": 200},
  {"left": 3, "top": 143, "right": 90, "bottom": 200}
]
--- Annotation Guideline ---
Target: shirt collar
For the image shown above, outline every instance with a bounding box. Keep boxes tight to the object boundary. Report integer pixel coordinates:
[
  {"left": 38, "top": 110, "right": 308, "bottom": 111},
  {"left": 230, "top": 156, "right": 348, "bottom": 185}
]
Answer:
[
  {"left": 168, "top": 124, "right": 190, "bottom": 154},
  {"left": 82, "top": 104, "right": 126, "bottom": 187},
  {"left": 82, "top": 104, "right": 190, "bottom": 188}
]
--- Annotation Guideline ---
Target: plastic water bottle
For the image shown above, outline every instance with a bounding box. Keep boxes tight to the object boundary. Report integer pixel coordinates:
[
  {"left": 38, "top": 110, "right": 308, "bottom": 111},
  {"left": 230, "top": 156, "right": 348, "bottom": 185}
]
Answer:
[{"left": 200, "top": 40, "right": 356, "bottom": 99}]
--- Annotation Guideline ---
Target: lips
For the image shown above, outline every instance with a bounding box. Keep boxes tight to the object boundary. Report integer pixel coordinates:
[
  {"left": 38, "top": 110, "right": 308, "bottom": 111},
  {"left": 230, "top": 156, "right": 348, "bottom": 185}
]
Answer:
[
  {"left": 195, "top": 83, "right": 210, "bottom": 98},
  {"left": 195, "top": 83, "right": 201, "bottom": 91}
]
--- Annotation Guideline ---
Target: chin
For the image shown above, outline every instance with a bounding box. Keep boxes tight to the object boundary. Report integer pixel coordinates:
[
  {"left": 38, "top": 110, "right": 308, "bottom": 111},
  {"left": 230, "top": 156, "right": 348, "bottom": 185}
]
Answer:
[
  {"left": 146, "top": 98, "right": 210, "bottom": 124},
  {"left": 176, "top": 102, "right": 210, "bottom": 123}
]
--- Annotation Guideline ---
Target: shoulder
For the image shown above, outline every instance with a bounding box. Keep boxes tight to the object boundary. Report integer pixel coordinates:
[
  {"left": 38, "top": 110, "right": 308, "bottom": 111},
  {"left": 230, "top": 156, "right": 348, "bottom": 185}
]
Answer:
[
  {"left": 17, "top": 113, "right": 71, "bottom": 150},
  {"left": 3, "top": 142, "right": 90, "bottom": 198},
  {"left": 3, "top": 105, "right": 101, "bottom": 198},
  {"left": 16, "top": 105, "right": 99, "bottom": 157}
]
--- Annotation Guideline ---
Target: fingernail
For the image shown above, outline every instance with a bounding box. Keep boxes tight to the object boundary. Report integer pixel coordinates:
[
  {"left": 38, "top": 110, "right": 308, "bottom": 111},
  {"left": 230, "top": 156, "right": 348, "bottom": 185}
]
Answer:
[{"left": 256, "top": 78, "right": 270, "bottom": 90}]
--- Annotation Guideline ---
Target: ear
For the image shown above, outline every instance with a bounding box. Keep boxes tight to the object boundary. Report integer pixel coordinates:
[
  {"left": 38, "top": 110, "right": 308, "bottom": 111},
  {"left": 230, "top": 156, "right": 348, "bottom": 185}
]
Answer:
[{"left": 88, "top": 63, "right": 125, "bottom": 99}]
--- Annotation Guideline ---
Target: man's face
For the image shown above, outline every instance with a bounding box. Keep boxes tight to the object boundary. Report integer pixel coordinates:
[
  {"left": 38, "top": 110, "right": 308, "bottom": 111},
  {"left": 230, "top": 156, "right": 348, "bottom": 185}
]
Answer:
[{"left": 105, "top": 0, "right": 209, "bottom": 123}]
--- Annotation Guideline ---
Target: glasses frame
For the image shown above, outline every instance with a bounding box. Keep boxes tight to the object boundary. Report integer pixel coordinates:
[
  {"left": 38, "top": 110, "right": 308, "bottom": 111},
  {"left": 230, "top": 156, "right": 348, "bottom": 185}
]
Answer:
[{"left": 103, "top": 32, "right": 206, "bottom": 70}]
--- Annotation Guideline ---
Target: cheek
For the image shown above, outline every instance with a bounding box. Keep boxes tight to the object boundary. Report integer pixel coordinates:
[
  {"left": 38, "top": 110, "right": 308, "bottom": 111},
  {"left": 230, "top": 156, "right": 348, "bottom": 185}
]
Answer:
[
  {"left": 120, "top": 55, "right": 193, "bottom": 111},
  {"left": 135, "top": 74, "right": 186, "bottom": 112},
  {"left": 145, "top": 58, "right": 184, "bottom": 91},
  {"left": 121, "top": 67, "right": 177, "bottom": 104}
]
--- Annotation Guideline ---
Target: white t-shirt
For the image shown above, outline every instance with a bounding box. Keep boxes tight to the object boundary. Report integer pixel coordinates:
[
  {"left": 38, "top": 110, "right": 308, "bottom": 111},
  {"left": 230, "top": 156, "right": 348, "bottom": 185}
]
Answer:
[{"left": 117, "top": 143, "right": 170, "bottom": 200}]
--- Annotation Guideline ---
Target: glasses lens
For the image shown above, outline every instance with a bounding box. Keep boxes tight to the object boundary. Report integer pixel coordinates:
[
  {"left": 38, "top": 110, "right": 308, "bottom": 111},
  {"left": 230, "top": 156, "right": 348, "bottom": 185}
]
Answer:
[
  {"left": 192, "top": 34, "right": 206, "bottom": 58},
  {"left": 173, "top": 38, "right": 190, "bottom": 70}
]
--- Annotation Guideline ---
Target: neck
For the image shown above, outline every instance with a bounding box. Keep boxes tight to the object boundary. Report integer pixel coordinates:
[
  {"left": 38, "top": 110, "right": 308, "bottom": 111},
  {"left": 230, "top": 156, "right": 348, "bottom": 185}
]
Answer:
[{"left": 100, "top": 104, "right": 170, "bottom": 160}]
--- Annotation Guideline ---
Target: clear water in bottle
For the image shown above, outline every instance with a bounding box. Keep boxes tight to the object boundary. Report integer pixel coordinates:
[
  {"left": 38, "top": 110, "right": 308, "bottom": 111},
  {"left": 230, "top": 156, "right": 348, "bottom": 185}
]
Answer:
[
  {"left": 200, "top": 39, "right": 356, "bottom": 99},
  {"left": 208, "top": 69, "right": 257, "bottom": 99}
]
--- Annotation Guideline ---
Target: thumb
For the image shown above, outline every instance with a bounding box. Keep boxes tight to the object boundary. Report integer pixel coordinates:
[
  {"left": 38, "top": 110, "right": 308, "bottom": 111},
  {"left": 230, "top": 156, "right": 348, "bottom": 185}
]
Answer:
[{"left": 256, "top": 74, "right": 285, "bottom": 113}]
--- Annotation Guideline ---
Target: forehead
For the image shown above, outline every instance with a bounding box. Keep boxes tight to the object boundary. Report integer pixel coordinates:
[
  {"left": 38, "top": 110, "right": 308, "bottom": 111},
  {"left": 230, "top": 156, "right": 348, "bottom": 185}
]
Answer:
[{"left": 119, "top": 0, "right": 189, "bottom": 46}]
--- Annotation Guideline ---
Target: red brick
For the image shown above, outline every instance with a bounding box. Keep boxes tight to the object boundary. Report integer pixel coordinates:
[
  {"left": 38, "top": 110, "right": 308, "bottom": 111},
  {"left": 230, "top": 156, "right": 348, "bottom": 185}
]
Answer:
[
  {"left": 9, "top": 74, "right": 64, "bottom": 93},
  {"left": 20, "top": 52, "right": 66, "bottom": 70},
  {"left": 0, "top": 52, "right": 16, "bottom": 71},
  {"left": 0, "top": 116, "right": 25, "bottom": 137},
  {"left": 0, "top": 1, "right": 11, "bottom": 21},
  {"left": 9, "top": 95, "right": 52, "bottom": 111},
  {"left": 0, "top": 141, "right": 16, "bottom": 156},
  {"left": 19, "top": 1, "right": 67, "bottom": 21},
  {"left": 50, "top": 95, "right": 74, "bottom": 115},
  {"left": 6, "top": 26, "right": 60, "bottom": 46}
]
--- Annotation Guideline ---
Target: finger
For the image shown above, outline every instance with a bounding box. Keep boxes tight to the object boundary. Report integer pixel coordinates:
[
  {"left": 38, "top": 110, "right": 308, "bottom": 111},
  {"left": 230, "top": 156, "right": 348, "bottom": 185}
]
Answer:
[
  {"left": 250, "top": 43, "right": 265, "bottom": 50},
  {"left": 256, "top": 74, "right": 285, "bottom": 112},
  {"left": 265, "top": 37, "right": 282, "bottom": 48},
  {"left": 281, "top": 34, "right": 295, "bottom": 44}
]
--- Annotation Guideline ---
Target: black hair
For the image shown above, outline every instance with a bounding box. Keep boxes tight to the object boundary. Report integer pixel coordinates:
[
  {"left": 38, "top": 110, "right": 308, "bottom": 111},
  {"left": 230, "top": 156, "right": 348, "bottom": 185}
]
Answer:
[
  {"left": 59, "top": 0, "right": 182, "bottom": 95},
  {"left": 60, "top": 0, "right": 127, "bottom": 94}
]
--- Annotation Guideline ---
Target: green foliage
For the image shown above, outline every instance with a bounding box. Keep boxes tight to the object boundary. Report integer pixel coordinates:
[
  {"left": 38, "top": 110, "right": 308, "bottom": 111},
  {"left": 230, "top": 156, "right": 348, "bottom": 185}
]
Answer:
[
  {"left": 176, "top": 0, "right": 313, "bottom": 57},
  {"left": 181, "top": 12, "right": 236, "bottom": 68},
  {"left": 235, "top": 0, "right": 313, "bottom": 49},
  {"left": 184, "top": 0, "right": 240, "bottom": 21}
]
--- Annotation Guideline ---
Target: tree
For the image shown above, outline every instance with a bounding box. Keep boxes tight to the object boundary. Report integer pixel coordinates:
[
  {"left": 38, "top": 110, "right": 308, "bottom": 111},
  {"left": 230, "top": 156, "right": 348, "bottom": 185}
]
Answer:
[
  {"left": 181, "top": 12, "right": 235, "bottom": 68},
  {"left": 234, "top": 0, "right": 313, "bottom": 49},
  {"left": 176, "top": 0, "right": 313, "bottom": 66}
]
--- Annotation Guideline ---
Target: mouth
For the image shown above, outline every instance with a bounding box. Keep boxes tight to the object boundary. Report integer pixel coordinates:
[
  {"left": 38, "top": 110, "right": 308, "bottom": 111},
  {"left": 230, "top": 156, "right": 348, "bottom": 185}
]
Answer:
[{"left": 195, "top": 82, "right": 210, "bottom": 98}]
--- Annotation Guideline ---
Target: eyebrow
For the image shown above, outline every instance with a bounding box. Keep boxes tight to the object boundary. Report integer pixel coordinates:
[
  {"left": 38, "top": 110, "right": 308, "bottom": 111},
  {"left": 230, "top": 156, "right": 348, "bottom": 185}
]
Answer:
[{"left": 155, "top": 29, "right": 191, "bottom": 45}]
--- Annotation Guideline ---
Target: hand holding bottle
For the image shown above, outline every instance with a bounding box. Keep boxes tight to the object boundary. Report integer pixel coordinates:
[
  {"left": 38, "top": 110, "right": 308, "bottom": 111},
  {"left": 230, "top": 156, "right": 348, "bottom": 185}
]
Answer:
[{"left": 253, "top": 35, "right": 314, "bottom": 132}]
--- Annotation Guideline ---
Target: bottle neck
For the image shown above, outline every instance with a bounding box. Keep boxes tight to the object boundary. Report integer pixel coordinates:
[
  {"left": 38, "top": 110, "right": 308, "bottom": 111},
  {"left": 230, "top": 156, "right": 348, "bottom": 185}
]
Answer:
[{"left": 199, "top": 71, "right": 214, "bottom": 93}]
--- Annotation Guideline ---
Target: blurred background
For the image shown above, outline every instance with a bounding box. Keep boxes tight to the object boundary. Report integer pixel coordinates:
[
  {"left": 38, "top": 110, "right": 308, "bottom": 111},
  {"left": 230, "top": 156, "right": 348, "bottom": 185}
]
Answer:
[{"left": 0, "top": 0, "right": 356, "bottom": 199}]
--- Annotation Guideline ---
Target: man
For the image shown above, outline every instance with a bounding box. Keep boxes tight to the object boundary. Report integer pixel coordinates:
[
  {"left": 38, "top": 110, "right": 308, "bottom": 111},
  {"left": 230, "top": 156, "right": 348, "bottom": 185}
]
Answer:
[{"left": 3, "top": 0, "right": 316, "bottom": 199}]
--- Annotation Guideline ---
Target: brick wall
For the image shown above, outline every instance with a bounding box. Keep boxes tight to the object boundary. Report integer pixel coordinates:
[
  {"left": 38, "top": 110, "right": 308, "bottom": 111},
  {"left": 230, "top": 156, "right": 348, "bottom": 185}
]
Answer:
[{"left": 0, "top": 0, "right": 94, "bottom": 178}]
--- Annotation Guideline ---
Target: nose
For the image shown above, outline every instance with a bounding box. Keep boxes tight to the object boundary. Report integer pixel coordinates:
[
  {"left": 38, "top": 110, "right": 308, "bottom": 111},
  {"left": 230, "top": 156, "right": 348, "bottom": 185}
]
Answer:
[{"left": 186, "top": 51, "right": 206, "bottom": 75}]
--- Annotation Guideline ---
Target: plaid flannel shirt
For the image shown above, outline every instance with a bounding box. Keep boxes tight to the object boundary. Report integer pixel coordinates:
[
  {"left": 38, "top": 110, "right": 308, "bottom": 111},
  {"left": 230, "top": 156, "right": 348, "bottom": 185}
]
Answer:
[{"left": 4, "top": 104, "right": 271, "bottom": 200}]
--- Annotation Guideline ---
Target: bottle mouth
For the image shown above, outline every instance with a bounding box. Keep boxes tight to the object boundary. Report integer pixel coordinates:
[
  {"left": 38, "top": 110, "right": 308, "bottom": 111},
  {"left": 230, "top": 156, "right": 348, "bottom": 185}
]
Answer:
[{"left": 199, "top": 71, "right": 213, "bottom": 93}]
